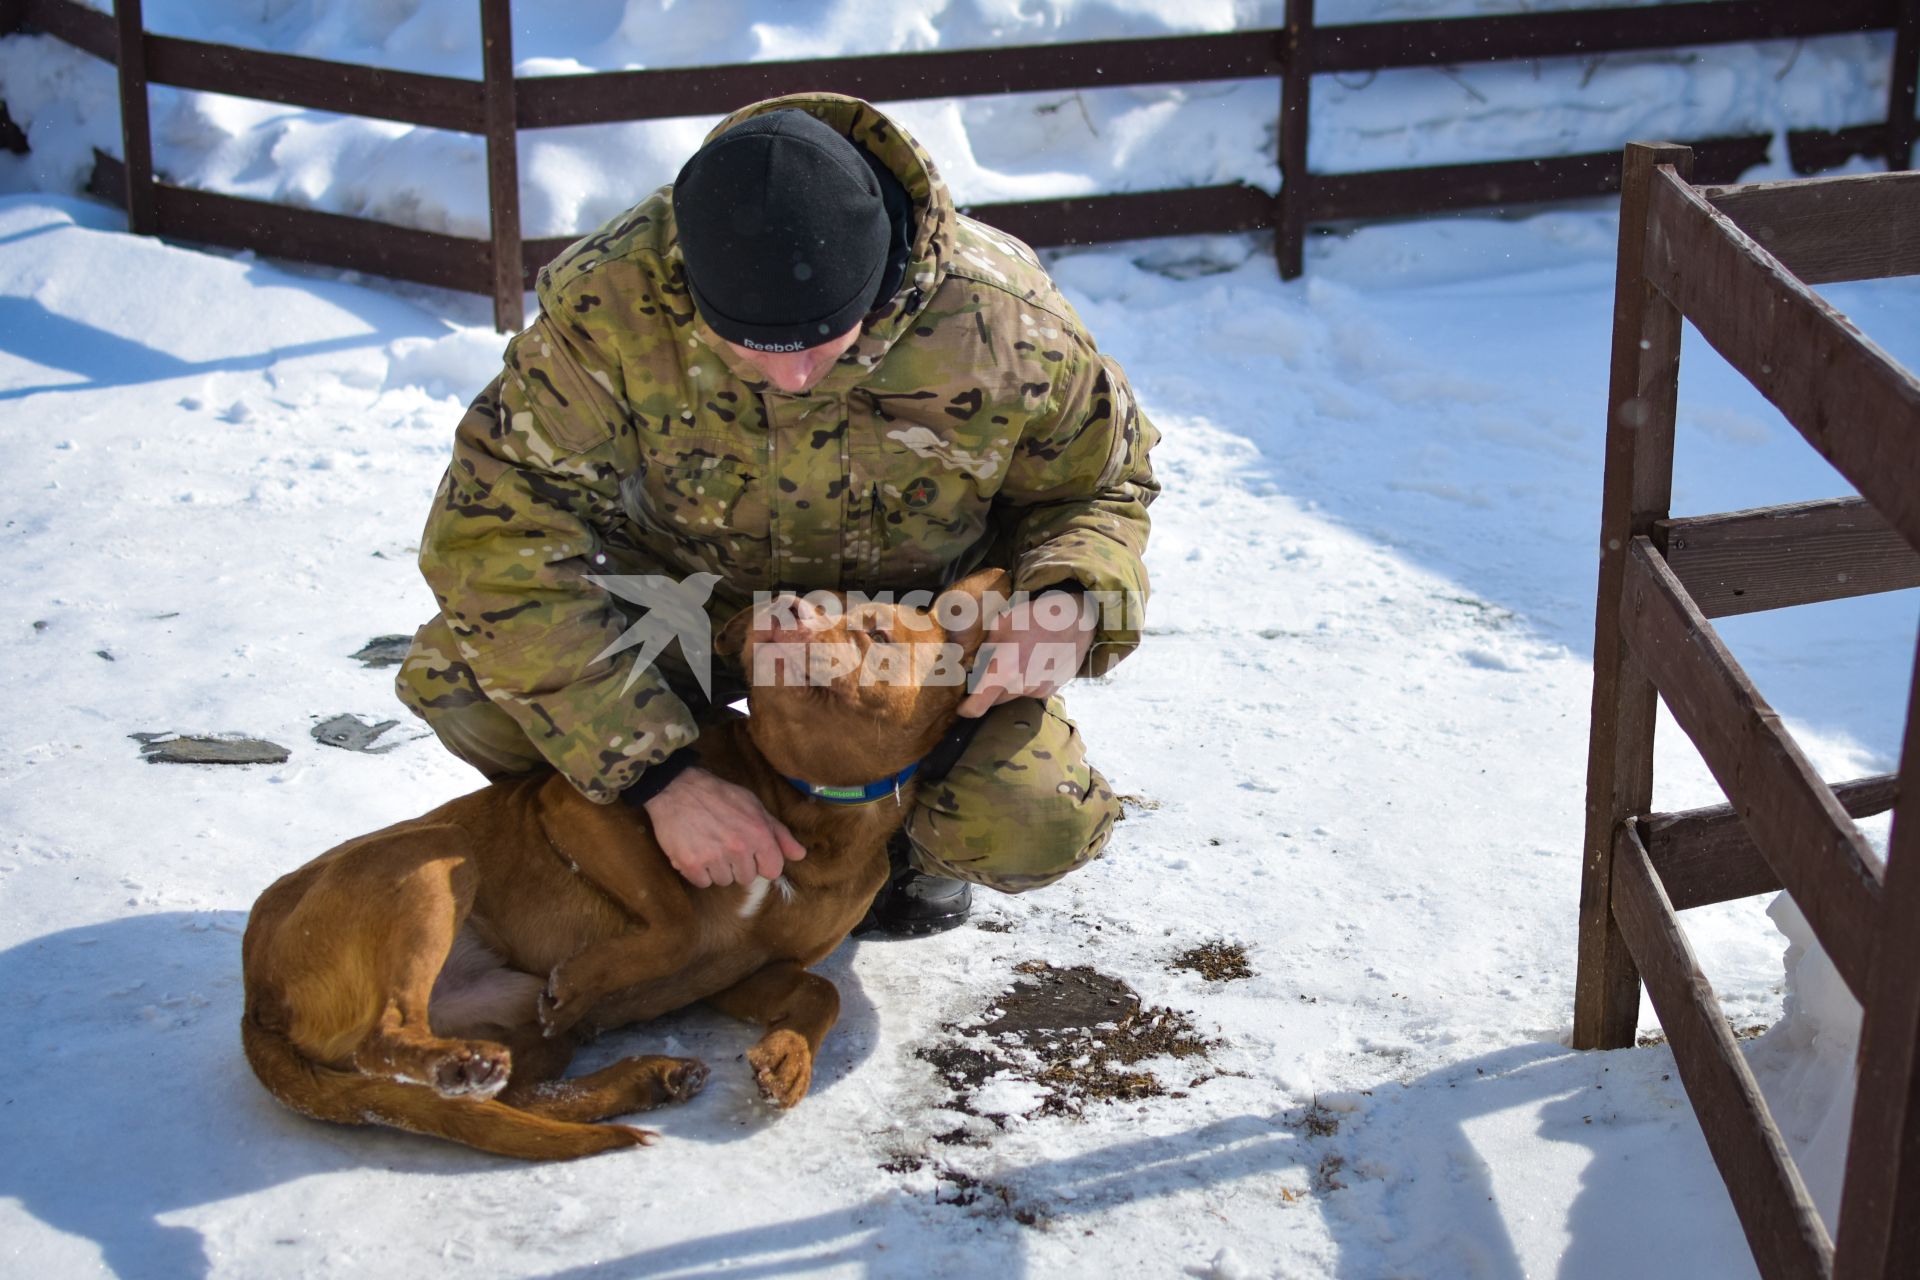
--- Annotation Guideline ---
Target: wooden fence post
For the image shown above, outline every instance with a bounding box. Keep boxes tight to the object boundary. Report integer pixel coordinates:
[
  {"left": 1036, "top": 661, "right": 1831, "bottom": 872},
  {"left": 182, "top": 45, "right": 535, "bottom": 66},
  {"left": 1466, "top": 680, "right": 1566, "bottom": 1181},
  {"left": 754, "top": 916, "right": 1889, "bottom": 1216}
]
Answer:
[
  {"left": 1834, "top": 635, "right": 1920, "bottom": 1279},
  {"left": 1888, "top": 0, "right": 1919, "bottom": 172},
  {"left": 1276, "top": 0, "right": 1313, "bottom": 279},
  {"left": 481, "top": 0, "right": 523, "bottom": 333},
  {"left": 113, "top": 0, "right": 156, "bottom": 236},
  {"left": 1572, "top": 142, "right": 1694, "bottom": 1051}
]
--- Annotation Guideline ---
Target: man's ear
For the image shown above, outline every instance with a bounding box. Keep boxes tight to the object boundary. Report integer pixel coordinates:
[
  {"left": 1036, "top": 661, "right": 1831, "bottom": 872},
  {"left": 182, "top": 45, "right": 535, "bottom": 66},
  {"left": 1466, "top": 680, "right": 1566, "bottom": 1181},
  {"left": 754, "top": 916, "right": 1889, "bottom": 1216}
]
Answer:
[
  {"left": 940, "top": 567, "right": 1014, "bottom": 655},
  {"left": 714, "top": 604, "right": 756, "bottom": 659}
]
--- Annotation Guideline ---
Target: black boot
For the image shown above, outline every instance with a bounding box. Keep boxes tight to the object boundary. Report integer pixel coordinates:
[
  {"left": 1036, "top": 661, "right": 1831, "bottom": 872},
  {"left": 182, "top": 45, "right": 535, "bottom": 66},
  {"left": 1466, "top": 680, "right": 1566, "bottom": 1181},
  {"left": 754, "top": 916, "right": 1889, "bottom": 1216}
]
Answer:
[{"left": 856, "top": 836, "right": 972, "bottom": 938}]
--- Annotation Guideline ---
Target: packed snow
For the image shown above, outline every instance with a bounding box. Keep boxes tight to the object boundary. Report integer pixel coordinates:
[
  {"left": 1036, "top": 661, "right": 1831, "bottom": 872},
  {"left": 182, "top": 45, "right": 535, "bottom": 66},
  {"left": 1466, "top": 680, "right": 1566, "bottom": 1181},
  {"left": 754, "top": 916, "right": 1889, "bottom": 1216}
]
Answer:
[{"left": 2, "top": 1, "right": 1917, "bottom": 1277}]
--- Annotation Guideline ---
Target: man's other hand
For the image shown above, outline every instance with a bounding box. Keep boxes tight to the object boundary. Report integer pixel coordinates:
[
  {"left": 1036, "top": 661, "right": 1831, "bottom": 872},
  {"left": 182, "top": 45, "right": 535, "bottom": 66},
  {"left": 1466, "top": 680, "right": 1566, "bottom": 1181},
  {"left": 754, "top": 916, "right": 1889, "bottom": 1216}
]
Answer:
[
  {"left": 643, "top": 766, "right": 807, "bottom": 887},
  {"left": 957, "top": 588, "right": 1096, "bottom": 718}
]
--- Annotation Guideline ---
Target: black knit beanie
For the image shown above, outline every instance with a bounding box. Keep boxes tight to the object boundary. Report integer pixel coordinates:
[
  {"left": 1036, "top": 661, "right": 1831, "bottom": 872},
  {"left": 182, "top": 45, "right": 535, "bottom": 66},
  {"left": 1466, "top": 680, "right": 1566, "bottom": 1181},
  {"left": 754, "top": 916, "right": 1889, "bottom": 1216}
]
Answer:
[{"left": 674, "top": 110, "right": 902, "bottom": 352}]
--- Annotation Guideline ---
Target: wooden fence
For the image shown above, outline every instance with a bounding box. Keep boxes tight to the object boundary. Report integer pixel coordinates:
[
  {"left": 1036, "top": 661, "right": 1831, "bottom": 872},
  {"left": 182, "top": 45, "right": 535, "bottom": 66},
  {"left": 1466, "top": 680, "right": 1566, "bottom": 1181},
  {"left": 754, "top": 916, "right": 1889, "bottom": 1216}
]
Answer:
[
  {"left": 1574, "top": 143, "right": 1920, "bottom": 1279},
  {"left": 1, "top": 0, "right": 1916, "bottom": 330}
]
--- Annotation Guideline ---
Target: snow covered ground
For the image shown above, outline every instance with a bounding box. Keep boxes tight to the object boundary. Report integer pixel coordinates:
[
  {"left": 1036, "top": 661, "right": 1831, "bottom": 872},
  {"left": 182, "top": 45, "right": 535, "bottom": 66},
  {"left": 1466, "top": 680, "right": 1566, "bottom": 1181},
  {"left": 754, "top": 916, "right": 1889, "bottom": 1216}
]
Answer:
[
  {"left": 2, "top": 192, "right": 1913, "bottom": 1278},
  {"left": 3, "top": 2, "right": 1918, "bottom": 1277},
  {"left": 0, "top": 1, "right": 1897, "bottom": 234}
]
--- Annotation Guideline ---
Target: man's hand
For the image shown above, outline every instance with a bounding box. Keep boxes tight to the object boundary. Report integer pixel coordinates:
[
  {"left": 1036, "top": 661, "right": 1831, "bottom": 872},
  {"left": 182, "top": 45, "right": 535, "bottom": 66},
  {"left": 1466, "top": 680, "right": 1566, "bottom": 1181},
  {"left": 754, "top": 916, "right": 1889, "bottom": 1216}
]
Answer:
[
  {"left": 643, "top": 766, "right": 807, "bottom": 888},
  {"left": 957, "top": 589, "right": 1096, "bottom": 719}
]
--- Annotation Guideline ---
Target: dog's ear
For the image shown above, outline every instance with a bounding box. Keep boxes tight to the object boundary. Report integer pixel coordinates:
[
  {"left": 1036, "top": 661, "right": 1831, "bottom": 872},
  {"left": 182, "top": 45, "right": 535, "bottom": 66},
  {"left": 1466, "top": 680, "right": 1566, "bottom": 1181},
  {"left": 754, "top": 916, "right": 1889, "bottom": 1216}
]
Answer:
[
  {"left": 950, "top": 566, "right": 1013, "bottom": 602},
  {"left": 713, "top": 603, "right": 756, "bottom": 659},
  {"left": 940, "top": 567, "right": 1014, "bottom": 655}
]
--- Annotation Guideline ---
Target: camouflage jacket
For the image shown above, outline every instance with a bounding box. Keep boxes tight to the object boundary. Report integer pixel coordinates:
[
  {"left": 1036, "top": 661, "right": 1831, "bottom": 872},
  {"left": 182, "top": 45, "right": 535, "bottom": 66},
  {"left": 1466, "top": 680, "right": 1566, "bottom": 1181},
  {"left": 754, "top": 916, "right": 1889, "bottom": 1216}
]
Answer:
[{"left": 417, "top": 93, "right": 1159, "bottom": 803}]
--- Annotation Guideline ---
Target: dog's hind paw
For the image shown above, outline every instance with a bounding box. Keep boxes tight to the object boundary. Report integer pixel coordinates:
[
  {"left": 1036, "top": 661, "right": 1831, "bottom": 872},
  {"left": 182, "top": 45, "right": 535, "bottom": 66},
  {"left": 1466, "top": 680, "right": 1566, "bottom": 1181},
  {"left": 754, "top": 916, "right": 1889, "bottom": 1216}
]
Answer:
[
  {"left": 745, "top": 1029, "right": 813, "bottom": 1109},
  {"left": 431, "top": 1044, "right": 511, "bottom": 1099}
]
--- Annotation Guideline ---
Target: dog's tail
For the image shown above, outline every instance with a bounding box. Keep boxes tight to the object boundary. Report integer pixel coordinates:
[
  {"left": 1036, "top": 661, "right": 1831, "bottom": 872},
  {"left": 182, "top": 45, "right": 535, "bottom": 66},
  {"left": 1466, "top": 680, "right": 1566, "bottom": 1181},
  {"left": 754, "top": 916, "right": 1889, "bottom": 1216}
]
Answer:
[{"left": 239, "top": 1016, "right": 652, "bottom": 1161}]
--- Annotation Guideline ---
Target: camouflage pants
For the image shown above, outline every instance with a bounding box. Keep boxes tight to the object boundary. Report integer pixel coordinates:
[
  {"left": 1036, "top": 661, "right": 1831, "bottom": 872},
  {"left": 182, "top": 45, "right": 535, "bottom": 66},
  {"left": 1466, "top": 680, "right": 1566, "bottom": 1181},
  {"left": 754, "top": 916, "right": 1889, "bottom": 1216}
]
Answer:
[{"left": 394, "top": 614, "right": 1120, "bottom": 893}]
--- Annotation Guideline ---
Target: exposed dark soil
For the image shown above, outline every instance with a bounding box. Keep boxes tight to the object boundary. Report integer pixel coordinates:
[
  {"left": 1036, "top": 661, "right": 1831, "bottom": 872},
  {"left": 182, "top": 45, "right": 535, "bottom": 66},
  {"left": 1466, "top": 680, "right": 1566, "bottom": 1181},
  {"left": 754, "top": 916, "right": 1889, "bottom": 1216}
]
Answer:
[
  {"left": 1170, "top": 940, "right": 1254, "bottom": 982},
  {"left": 916, "top": 961, "right": 1216, "bottom": 1120}
]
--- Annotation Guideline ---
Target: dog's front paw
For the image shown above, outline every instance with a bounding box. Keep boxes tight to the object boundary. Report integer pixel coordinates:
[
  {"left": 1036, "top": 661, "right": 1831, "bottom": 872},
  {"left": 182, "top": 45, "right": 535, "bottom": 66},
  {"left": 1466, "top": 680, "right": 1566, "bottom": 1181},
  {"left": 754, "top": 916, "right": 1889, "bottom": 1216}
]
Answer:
[
  {"left": 538, "top": 966, "right": 586, "bottom": 1039},
  {"left": 745, "top": 1029, "right": 813, "bottom": 1109},
  {"left": 660, "top": 1056, "right": 710, "bottom": 1104},
  {"left": 609, "top": 1054, "right": 710, "bottom": 1113},
  {"left": 536, "top": 984, "right": 576, "bottom": 1040},
  {"left": 431, "top": 1043, "right": 511, "bottom": 1099}
]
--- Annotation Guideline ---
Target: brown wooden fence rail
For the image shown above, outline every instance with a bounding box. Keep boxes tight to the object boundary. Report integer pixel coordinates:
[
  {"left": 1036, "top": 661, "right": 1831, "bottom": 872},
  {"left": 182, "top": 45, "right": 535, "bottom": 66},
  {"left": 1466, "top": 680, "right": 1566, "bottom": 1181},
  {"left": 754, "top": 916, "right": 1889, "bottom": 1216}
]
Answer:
[
  {"left": 1574, "top": 142, "right": 1920, "bottom": 1280},
  {"left": 1, "top": 0, "right": 1916, "bottom": 330}
]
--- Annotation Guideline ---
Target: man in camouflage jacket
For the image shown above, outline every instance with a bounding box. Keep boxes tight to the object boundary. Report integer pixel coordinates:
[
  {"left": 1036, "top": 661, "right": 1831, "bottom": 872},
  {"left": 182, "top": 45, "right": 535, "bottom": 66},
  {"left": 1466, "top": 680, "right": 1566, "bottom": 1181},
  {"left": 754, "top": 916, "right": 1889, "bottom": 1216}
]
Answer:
[{"left": 397, "top": 94, "right": 1158, "bottom": 932}]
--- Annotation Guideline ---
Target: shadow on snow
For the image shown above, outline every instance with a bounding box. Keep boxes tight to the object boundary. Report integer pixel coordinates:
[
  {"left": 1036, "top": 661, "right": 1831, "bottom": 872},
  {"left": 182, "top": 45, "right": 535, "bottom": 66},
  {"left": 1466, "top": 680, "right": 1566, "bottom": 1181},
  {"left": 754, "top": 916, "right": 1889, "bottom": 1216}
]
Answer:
[{"left": 0, "top": 909, "right": 882, "bottom": 1278}]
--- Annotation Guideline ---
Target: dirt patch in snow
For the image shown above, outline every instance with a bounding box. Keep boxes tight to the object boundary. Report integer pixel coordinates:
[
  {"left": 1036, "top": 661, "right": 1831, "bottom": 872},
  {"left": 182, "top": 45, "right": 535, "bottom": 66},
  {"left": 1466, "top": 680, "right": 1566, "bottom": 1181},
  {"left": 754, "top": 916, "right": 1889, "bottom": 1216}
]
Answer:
[
  {"left": 1170, "top": 940, "right": 1253, "bottom": 982},
  {"left": 1293, "top": 1100, "right": 1342, "bottom": 1138},
  {"left": 916, "top": 961, "right": 1216, "bottom": 1121}
]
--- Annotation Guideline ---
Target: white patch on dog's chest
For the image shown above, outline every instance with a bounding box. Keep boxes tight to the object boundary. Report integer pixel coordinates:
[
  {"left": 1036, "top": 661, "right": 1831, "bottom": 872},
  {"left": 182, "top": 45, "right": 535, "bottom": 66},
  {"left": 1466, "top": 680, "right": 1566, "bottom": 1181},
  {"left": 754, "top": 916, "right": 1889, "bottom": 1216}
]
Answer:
[{"left": 738, "top": 876, "right": 796, "bottom": 920}]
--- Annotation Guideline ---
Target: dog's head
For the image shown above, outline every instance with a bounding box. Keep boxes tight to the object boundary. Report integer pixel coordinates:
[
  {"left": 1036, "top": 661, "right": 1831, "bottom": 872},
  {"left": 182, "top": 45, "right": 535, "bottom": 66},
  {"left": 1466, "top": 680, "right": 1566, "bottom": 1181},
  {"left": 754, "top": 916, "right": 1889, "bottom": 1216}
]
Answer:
[{"left": 713, "top": 567, "right": 1012, "bottom": 787}]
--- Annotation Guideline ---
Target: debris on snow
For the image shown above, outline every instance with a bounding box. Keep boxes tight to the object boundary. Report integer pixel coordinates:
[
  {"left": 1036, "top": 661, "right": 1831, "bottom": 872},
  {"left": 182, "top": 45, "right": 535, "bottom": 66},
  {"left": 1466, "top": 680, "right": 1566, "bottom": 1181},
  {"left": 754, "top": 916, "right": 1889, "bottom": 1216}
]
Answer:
[
  {"left": 1291, "top": 1099, "right": 1343, "bottom": 1138},
  {"left": 310, "top": 714, "right": 405, "bottom": 754},
  {"left": 350, "top": 635, "right": 413, "bottom": 668},
  {"left": 1170, "top": 940, "right": 1254, "bottom": 982},
  {"left": 131, "top": 732, "right": 291, "bottom": 765}
]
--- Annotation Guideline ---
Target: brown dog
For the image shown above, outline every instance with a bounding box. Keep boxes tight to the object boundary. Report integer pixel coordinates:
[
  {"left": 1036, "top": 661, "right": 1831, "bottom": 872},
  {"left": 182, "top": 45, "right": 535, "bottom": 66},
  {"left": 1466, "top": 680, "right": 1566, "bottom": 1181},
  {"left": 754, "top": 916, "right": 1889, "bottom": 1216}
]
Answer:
[{"left": 241, "top": 568, "right": 1008, "bottom": 1160}]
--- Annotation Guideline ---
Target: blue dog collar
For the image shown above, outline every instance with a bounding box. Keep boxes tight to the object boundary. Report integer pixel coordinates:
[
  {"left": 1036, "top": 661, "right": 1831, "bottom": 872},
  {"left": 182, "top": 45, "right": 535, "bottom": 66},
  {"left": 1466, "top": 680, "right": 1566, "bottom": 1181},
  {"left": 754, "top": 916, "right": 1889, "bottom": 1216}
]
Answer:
[{"left": 782, "top": 759, "right": 921, "bottom": 805}]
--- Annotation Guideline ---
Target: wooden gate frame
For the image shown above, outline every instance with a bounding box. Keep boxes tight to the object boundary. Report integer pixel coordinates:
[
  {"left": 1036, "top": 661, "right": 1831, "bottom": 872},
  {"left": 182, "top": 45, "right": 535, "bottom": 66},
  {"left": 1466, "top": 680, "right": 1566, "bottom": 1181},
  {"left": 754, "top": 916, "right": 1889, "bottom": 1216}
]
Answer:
[
  {"left": 3, "top": 0, "right": 1916, "bottom": 330},
  {"left": 1573, "top": 142, "right": 1920, "bottom": 1279}
]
